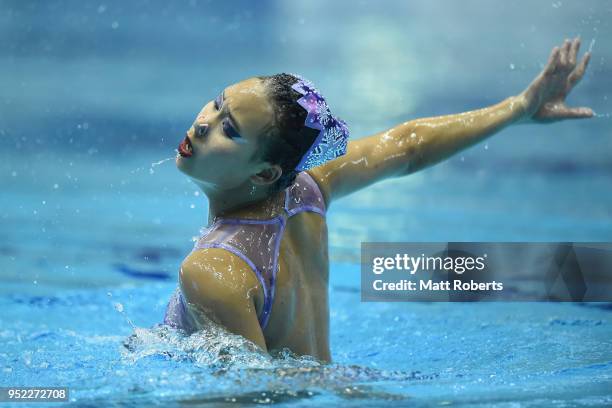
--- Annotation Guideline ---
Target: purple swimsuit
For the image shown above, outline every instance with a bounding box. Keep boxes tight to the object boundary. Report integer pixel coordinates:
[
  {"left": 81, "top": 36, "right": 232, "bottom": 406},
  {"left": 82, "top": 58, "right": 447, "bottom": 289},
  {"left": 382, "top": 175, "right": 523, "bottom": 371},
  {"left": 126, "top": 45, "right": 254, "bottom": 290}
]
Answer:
[{"left": 163, "top": 171, "right": 327, "bottom": 332}]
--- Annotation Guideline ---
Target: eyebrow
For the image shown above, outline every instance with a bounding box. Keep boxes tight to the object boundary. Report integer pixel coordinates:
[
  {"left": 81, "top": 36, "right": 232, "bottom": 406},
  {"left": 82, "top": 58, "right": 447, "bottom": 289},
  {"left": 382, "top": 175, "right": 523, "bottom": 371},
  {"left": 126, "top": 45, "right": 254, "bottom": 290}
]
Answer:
[{"left": 222, "top": 90, "right": 243, "bottom": 137}]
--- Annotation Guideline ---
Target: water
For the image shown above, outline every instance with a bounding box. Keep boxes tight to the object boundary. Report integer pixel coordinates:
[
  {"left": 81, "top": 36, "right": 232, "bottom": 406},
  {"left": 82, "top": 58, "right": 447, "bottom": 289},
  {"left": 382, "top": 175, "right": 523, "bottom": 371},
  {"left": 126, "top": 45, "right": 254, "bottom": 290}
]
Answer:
[
  {"left": 130, "top": 155, "right": 177, "bottom": 175},
  {"left": 1, "top": 279, "right": 611, "bottom": 406},
  {"left": 2, "top": 0, "right": 612, "bottom": 406}
]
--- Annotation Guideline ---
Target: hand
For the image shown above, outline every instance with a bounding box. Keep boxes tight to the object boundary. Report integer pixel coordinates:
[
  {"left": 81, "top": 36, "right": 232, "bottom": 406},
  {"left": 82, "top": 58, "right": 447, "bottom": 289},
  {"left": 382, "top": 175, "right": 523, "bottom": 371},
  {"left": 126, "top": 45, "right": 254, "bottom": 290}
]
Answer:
[{"left": 519, "top": 37, "right": 593, "bottom": 123}]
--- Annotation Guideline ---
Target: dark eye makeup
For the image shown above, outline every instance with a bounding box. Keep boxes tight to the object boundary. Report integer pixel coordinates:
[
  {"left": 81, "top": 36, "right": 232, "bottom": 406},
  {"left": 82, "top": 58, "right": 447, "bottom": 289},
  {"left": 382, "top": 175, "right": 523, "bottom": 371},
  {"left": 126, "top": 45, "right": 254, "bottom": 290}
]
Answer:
[
  {"left": 222, "top": 119, "right": 241, "bottom": 139},
  {"left": 210, "top": 91, "right": 241, "bottom": 139}
]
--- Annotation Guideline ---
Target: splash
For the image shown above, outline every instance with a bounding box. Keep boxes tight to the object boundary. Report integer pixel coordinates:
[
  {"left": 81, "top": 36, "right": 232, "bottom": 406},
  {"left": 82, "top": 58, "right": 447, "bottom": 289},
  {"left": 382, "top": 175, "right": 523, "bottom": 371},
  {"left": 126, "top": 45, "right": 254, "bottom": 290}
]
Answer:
[
  {"left": 130, "top": 152, "right": 177, "bottom": 175},
  {"left": 149, "top": 155, "right": 177, "bottom": 174},
  {"left": 120, "top": 323, "right": 435, "bottom": 396},
  {"left": 108, "top": 292, "right": 136, "bottom": 329}
]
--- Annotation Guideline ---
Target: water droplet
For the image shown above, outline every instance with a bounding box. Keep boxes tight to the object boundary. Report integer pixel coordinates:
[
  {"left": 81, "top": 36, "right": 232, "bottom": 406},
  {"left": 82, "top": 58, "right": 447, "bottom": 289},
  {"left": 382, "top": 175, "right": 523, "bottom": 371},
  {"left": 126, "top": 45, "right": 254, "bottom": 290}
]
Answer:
[
  {"left": 148, "top": 156, "right": 174, "bottom": 174},
  {"left": 588, "top": 38, "right": 596, "bottom": 53},
  {"left": 509, "top": 63, "right": 515, "bottom": 70},
  {"left": 114, "top": 302, "right": 124, "bottom": 313}
]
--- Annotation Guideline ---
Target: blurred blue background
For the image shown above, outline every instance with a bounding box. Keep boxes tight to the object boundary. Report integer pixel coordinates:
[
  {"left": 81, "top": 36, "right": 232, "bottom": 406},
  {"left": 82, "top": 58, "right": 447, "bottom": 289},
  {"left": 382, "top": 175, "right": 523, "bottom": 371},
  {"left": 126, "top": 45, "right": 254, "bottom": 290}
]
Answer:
[{"left": 1, "top": 0, "right": 611, "bottom": 289}]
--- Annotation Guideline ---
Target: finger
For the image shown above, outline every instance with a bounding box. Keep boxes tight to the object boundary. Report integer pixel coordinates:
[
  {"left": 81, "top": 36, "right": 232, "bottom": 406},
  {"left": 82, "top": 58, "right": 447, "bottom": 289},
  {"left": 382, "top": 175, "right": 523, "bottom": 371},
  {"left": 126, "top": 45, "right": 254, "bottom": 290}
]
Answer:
[
  {"left": 568, "top": 37, "right": 580, "bottom": 67},
  {"left": 564, "top": 106, "right": 594, "bottom": 119},
  {"left": 544, "top": 46, "right": 561, "bottom": 75},
  {"left": 559, "top": 39, "right": 571, "bottom": 67},
  {"left": 550, "top": 106, "right": 594, "bottom": 119},
  {"left": 568, "top": 52, "right": 591, "bottom": 87}
]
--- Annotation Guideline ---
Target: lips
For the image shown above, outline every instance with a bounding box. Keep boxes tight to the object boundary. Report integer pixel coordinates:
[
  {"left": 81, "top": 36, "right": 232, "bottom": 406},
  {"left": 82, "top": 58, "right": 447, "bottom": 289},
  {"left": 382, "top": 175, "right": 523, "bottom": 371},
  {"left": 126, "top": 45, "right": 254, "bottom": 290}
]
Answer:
[{"left": 178, "top": 134, "right": 193, "bottom": 157}]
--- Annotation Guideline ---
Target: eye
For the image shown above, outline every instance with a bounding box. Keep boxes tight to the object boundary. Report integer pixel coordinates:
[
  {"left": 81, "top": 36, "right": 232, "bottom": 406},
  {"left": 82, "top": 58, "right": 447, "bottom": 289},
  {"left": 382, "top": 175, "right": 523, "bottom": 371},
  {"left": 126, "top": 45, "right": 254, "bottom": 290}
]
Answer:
[{"left": 222, "top": 119, "right": 241, "bottom": 139}]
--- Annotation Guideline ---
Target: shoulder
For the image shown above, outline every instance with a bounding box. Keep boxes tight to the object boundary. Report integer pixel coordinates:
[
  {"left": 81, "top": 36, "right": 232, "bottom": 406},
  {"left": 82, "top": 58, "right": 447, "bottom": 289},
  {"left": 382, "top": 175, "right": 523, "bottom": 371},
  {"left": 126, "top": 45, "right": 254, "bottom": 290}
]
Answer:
[
  {"left": 178, "top": 247, "right": 268, "bottom": 350},
  {"left": 304, "top": 168, "right": 332, "bottom": 210},
  {"left": 179, "top": 247, "right": 263, "bottom": 306}
]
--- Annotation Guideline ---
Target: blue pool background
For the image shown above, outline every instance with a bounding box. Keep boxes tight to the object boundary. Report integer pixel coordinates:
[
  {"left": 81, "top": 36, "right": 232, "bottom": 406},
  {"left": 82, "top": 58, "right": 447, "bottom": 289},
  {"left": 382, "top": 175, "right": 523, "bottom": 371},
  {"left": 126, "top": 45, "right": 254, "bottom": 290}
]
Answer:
[{"left": 1, "top": 1, "right": 611, "bottom": 406}]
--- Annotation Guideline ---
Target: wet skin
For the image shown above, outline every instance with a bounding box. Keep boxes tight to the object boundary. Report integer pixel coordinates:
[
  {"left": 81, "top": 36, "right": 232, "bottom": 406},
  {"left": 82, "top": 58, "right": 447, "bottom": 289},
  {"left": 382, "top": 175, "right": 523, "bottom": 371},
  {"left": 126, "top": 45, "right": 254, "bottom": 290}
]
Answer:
[
  {"left": 175, "top": 38, "right": 593, "bottom": 363},
  {"left": 176, "top": 78, "right": 332, "bottom": 360}
]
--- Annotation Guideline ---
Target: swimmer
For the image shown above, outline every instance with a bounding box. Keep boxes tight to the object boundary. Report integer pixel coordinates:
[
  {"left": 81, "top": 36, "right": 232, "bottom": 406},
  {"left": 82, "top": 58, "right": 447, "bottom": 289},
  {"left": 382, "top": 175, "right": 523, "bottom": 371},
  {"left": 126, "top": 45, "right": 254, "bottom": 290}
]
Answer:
[{"left": 164, "top": 37, "right": 593, "bottom": 362}]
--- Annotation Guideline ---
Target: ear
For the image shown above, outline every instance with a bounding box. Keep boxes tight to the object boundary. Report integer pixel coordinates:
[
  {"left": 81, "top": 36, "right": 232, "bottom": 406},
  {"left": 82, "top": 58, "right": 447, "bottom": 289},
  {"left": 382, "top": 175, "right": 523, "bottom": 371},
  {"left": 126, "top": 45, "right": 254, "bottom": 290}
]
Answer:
[{"left": 250, "top": 164, "right": 283, "bottom": 186}]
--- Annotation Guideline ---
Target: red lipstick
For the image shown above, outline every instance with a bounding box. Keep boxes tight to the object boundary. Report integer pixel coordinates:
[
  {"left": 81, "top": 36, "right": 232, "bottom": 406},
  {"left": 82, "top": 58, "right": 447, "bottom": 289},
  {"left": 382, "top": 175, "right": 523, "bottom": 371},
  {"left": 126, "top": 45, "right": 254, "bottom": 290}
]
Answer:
[{"left": 178, "top": 134, "right": 193, "bottom": 157}]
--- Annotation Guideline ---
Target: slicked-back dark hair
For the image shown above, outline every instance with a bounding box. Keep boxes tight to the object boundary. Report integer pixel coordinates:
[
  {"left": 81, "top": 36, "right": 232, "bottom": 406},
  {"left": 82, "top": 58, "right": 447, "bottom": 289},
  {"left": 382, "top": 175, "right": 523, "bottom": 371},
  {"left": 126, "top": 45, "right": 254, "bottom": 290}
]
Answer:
[{"left": 255, "top": 73, "right": 319, "bottom": 193}]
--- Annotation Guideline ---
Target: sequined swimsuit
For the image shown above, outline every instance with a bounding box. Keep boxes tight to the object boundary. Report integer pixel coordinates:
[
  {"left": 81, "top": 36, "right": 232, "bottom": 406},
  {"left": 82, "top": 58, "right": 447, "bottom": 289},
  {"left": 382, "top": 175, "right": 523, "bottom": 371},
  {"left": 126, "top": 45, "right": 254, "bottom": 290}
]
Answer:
[{"left": 163, "top": 171, "right": 327, "bottom": 332}]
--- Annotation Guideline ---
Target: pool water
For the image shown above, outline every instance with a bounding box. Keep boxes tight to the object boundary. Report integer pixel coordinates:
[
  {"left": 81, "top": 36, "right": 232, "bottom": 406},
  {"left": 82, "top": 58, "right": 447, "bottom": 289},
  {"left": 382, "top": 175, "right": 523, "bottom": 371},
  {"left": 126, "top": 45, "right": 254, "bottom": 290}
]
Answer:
[
  {"left": 1, "top": 151, "right": 612, "bottom": 405},
  {"left": 1, "top": 267, "right": 611, "bottom": 406},
  {"left": 2, "top": 1, "right": 612, "bottom": 406}
]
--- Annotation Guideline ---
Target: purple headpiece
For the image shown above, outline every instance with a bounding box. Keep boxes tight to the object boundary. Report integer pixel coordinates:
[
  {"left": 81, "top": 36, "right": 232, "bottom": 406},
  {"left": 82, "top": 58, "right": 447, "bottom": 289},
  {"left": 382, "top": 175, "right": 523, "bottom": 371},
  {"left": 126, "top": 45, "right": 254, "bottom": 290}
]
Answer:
[{"left": 291, "top": 74, "right": 349, "bottom": 172}]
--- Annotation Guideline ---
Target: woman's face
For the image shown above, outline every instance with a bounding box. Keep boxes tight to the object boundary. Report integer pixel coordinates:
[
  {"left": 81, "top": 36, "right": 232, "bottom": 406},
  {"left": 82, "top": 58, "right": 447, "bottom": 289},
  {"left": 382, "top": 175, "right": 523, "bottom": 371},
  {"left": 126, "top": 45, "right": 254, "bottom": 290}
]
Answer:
[{"left": 176, "top": 77, "right": 276, "bottom": 189}]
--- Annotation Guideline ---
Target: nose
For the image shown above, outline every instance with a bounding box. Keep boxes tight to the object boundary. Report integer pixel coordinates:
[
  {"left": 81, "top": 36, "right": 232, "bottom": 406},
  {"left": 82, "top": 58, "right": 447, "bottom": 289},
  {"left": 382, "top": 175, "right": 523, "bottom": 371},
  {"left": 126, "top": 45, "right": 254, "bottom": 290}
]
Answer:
[{"left": 194, "top": 123, "right": 209, "bottom": 139}]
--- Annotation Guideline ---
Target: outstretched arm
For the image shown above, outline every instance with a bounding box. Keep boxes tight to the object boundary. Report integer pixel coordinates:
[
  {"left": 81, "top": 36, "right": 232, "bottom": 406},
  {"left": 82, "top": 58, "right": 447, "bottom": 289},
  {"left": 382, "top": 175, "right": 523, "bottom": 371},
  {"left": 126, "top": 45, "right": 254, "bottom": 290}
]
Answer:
[{"left": 308, "top": 37, "right": 593, "bottom": 206}]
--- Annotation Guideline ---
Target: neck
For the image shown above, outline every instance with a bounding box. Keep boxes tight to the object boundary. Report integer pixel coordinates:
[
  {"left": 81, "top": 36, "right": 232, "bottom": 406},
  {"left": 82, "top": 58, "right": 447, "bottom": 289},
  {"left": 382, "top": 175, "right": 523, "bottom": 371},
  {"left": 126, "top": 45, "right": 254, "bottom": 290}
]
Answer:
[{"left": 192, "top": 178, "right": 282, "bottom": 226}]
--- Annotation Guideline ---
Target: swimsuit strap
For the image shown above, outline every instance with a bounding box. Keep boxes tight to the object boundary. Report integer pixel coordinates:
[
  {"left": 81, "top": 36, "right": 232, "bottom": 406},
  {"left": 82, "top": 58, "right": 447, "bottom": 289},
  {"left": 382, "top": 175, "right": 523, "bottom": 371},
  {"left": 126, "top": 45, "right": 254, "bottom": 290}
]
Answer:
[
  {"left": 192, "top": 217, "right": 284, "bottom": 329},
  {"left": 285, "top": 170, "right": 326, "bottom": 216}
]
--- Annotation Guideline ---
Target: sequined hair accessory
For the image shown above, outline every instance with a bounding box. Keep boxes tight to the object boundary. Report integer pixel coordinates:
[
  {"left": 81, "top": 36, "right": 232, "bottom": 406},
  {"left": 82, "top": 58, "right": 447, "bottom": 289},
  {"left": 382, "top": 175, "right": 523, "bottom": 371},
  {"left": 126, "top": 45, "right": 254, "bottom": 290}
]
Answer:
[{"left": 290, "top": 74, "right": 349, "bottom": 171}]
